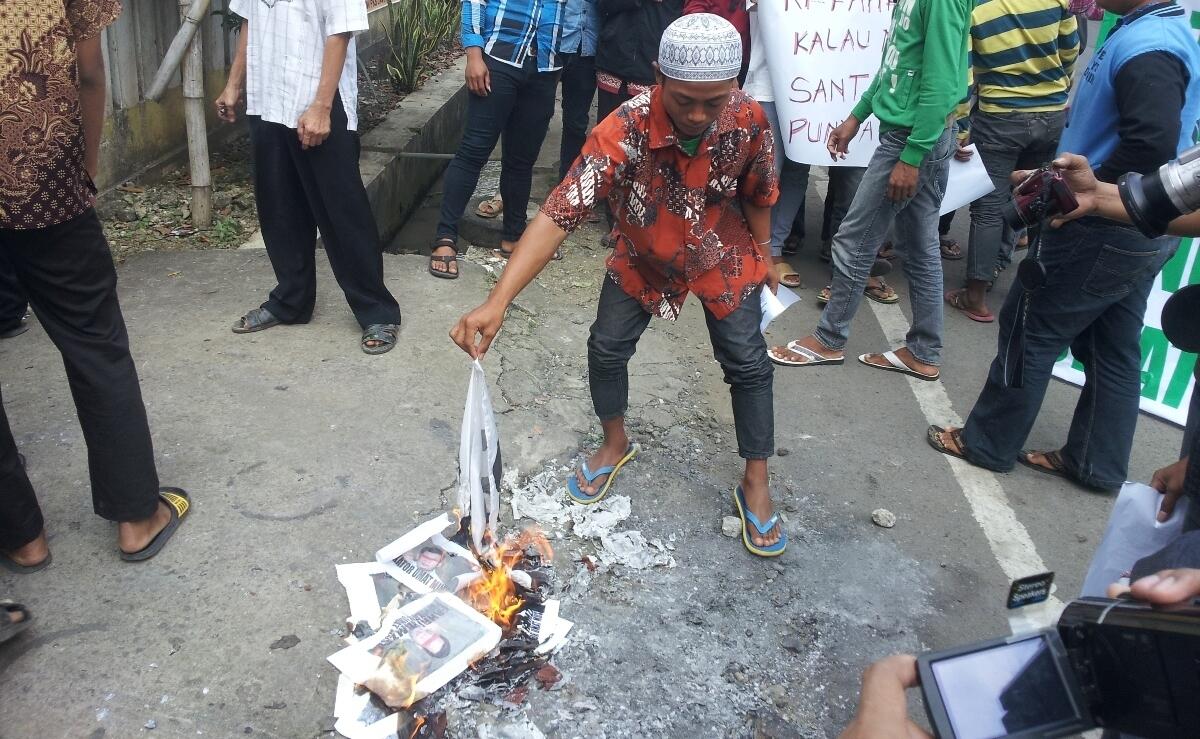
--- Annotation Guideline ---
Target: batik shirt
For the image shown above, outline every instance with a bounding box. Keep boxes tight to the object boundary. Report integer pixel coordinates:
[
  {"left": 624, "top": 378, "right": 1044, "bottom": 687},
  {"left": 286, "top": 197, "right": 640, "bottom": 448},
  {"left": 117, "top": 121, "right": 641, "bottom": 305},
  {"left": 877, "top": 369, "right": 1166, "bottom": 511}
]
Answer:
[
  {"left": 0, "top": 0, "right": 120, "bottom": 230},
  {"left": 542, "top": 86, "right": 778, "bottom": 320}
]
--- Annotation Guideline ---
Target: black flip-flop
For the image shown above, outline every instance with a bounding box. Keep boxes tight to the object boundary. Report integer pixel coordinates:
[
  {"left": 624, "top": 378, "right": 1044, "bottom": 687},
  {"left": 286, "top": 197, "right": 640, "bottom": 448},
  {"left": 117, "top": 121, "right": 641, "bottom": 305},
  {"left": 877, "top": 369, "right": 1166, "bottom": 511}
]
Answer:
[
  {"left": 0, "top": 551, "right": 51, "bottom": 574},
  {"left": 0, "top": 320, "right": 28, "bottom": 339},
  {"left": 0, "top": 602, "right": 32, "bottom": 643},
  {"left": 1017, "top": 449, "right": 1071, "bottom": 480},
  {"left": 429, "top": 239, "right": 460, "bottom": 280},
  {"left": 926, "top": 425, "right": 968, "bottom": 461},
  {"left": 120, "top": 488, "right": 191, "bottom": 562}
]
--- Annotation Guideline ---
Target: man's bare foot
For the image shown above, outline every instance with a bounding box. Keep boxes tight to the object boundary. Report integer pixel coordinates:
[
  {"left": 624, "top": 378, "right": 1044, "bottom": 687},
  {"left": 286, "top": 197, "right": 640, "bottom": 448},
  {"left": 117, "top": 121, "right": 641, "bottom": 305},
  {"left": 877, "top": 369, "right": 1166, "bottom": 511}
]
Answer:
[
  {"left": 740, "top": 463, "right": 780, "bottom": 548},
  {"left": 6, "top": 606, "right": 24, "bottom": 624},
  {"left": 117, "top": 502, "right": 172, "bottom": 555},
  {"left": 768, "top": 334, "right": 843, "bottom": 365},
  {"left": 860, "top": 346, "right": 938, "bottom": 378},
  {"left": 5, "top": 531, "right": 49, "bottom": 568},
  {"left": 575, "top": 434, "right": 633, "bottom": 496},
  {"left": 933, "top": 426, "right": 965, "bottom": 455}
]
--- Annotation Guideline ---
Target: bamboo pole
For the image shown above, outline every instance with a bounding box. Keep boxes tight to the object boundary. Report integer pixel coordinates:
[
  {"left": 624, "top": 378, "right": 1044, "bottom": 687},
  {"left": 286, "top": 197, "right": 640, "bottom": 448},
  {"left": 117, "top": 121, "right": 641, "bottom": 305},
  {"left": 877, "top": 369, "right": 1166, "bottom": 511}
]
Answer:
[
  {"left": 179, "top": 0, "right": 212, "bottom": 229},
  {"left": 146, "top": 0, "right": 212, "bottom": 102}
]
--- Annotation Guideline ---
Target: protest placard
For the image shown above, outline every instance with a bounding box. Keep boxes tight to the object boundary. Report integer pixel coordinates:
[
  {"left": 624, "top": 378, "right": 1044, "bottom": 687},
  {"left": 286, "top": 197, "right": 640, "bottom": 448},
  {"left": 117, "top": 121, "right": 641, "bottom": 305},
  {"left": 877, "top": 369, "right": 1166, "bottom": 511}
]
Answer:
[{"left": 757, "top": 0, "right": 896, "bottom": 166}]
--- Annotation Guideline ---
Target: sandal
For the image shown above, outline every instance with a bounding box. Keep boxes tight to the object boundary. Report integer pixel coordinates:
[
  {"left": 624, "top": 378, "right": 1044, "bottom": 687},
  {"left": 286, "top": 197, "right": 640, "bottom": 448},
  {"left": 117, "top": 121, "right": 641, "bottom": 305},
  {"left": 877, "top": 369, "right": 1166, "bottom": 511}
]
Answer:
[
  {"left": 0, "top": 548, "right": 51, "bottom": 575},
  {"left": 775, "top": 262, "right": 802, "bottom": 289},
  {"left": 566, "top": 443, "right": 640, "bottom": 505},
  {"left": 926, "top": 425, "right": 968, "bottom": 461},
  {"left": 944, "top": 289, "right": 994, "bottom": 323},
  {"left": 232, "top": 306, "right": 280, "bottom": 334},
  {"left": 768, "top": 340, "right": 844, "bottom": 367},
  {"left": 864, "top": 279, "right": 900, "bottom": 304},
  {"left": 429, "top": 238, "right": 460, "bottom": 280},
  {"left": 1017, "top": 449, "right": 1071, "bottom": 480},
  {"left": 732, "top": 485, "right": 786, "bottom": 557},
  {"left": 362, "top": 323, "right": 400, "bottom": 355},
  {"left": 0, "top": 317, "right": 28, "bottom": 339},
  {"left": 858, "top": 350, "right": 940, "bottom": 381},
  {"left": 940, "top": 237, "right": 963, "bottom": 260},
  {"left": 877, "top": 241, "right": 897, "bottom": 260},
  {"left": 0, "top": 601, "right": 32, "bottom": 644},
  {"left": 816, "top": 285, "right": 831, "bottom": 305},
  {"left": 475, "top": 196, "right": 503, "bottom": 219},
  {"left": 120, "top": 488, "right": 191, "bottom": 562}
]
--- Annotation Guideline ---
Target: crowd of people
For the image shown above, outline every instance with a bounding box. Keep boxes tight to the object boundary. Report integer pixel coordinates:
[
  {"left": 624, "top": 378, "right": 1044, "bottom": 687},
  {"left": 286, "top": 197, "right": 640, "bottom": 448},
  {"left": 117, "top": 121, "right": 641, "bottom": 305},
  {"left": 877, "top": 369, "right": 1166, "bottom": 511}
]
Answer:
[{"left": 3, "top": 0, "right": 1200, "bottom": 730}]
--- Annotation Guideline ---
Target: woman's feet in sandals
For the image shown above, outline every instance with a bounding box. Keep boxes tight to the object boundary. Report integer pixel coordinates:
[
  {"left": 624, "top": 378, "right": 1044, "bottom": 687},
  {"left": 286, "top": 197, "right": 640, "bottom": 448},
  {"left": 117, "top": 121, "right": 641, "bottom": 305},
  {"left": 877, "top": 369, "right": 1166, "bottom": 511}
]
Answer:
[
  {"left": 429, "top": 239, "right": 459, "bottom": 280},
  {"left": 768, "top": 334, "right": 843, "bottom": 367}
]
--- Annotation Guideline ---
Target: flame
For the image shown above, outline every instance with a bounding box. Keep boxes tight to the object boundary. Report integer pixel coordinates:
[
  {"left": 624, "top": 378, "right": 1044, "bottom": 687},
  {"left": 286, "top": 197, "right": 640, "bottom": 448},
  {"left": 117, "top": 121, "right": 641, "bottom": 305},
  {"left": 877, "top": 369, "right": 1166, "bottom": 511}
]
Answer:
[{"left": 466, "top": 528, "right": 553, "bottom": 628}]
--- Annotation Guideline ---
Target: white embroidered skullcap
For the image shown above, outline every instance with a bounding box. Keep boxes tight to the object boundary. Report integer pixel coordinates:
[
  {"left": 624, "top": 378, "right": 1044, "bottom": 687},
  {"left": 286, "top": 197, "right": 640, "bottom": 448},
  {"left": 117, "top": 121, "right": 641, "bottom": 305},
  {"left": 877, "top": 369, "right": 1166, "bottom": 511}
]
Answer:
[{"left": 658, "top": 13, "right": 742, "bottom": 83}]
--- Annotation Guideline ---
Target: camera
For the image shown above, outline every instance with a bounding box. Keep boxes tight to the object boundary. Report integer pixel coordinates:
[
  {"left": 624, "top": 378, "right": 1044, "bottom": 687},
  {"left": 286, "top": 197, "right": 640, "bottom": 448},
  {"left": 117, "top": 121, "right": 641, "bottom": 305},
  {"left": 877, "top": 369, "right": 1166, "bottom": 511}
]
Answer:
[
  {"left": 1120, "top": 143, "right": 1200, "bottom": 238},
  {"left": 916, "top": 596, "right": 1200, "bottom": 738},
  {"left": 1003, "top": 166, "right": 1080, "bottom": 230}
]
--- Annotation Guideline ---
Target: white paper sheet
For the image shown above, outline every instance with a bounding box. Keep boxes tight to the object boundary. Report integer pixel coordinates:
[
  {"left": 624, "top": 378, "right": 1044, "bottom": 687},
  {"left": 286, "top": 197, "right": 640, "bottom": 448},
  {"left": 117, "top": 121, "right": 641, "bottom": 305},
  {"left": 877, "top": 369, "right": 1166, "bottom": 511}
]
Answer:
[
  {"left": 760, "top": 286, "right": 802, "bottom": 334},
  {"left": 940, "top": 145, "right": 995, "bottom": 216},
  {"left": 1080, "top": 482, "right": 1190, "bottom": 598}
]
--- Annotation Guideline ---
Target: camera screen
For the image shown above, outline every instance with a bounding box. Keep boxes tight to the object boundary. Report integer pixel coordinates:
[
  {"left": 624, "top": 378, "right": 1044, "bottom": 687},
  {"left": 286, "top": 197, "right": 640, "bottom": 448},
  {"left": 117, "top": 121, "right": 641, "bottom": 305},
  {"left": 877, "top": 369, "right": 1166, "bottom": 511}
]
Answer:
[{"left": 929, "top": 634, "right": 1081, "bottom": 738}]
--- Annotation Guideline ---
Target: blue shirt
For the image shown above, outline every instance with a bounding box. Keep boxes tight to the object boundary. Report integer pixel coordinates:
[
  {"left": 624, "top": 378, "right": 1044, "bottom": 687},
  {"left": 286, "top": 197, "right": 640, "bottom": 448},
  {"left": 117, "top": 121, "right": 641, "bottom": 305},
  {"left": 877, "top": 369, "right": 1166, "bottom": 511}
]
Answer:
[
  {"left": 462, "top": 0, "right": 567, "bottom": 72},
  {"left": 559, "top": 0, "right": 599, "bottom": 56},
  {"left": 1058, "top": 3, "right": 1200, "bottom": 175}
]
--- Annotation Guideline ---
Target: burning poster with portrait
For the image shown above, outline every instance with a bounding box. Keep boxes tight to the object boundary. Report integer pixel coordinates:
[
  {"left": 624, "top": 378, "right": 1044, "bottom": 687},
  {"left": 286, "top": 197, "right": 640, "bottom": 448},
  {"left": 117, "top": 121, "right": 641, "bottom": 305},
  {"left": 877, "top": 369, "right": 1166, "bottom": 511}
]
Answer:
[
  {"left": 336, "top": 562, "right": 417, "bottom": 630},
  {"left": 328, "top": 593, "right": 503, "bottom": 710},
  {"left": 376, "top": 514, "right": 483, "bottom": 595}
]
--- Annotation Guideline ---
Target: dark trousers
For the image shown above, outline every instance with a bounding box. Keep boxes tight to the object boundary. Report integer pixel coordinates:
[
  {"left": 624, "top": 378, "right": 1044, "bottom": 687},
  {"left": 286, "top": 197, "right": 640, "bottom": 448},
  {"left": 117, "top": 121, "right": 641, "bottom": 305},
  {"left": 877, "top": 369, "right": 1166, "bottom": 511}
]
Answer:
[
  {"left": 437, "top": 55, "right": 560, "bottom": 245},
  {"left": 0, "top": 250, "right": 27, "bottom": 328},
  {"left": 559, "top": 53, "right": 597, "bottom": 181},
  {"left": 962, "top": 218, "right": 1178, "bottom": 490},
  {"left": 0, "top": 210, "right": 160, "bottom": 549},
  {"left": 587, "top": 276, "right": 775, "bottom": 459},
  {"left": 248, "top": 100, "right": 400, "bottom": 328},
  {"left": 596, "top": 84, "right": 637, "bottom": 124},
  {"left": 818, "top": 167, "right": 866, "bottom": 243}
]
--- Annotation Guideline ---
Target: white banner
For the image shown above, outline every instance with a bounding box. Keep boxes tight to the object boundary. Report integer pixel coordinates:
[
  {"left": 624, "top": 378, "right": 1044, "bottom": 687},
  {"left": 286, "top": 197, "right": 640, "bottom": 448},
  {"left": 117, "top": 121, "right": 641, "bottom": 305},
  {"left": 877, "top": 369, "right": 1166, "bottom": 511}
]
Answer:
[
  {"left": 758, "top": 0, "right": 896, "bottom": 166},
  {"left": 1051, "top": 8, "right": 1200, "bottom": 426}
]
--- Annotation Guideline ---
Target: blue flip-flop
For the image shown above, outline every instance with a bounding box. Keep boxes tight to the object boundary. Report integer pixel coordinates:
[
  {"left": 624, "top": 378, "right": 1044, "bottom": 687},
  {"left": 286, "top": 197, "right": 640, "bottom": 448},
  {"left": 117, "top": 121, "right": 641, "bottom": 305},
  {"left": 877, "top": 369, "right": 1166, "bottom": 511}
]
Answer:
[
  {"left": 732, "top": 485, "right": 787, "bottom": 557},
  {"left": 566, "top": 442, "right": 640, "bottom": 505}
]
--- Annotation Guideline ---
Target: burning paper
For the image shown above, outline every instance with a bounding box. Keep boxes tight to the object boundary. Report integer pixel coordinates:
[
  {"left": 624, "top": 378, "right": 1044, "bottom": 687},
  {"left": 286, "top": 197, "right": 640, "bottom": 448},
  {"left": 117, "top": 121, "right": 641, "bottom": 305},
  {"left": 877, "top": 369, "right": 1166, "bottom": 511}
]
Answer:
[
  {"left": 328, "top": 594, "right": 502, "bottom": 709},
  {"left": 333, "top": 676, "right": 403, "bottom": 739},
  {"left": 336, "top": 562, "right": 415, "bottom": 630},
  {"left": 376, "top": 514, "right": 483, "bottom": 595}
]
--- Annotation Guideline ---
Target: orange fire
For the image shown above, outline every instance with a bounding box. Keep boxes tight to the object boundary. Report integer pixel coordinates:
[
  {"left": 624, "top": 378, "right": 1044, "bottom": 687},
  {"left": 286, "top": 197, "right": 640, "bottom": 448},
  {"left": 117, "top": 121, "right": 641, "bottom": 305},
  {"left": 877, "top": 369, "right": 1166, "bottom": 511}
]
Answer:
[{"left": 466, "top": 528, "right": 553, "bottom": 629}]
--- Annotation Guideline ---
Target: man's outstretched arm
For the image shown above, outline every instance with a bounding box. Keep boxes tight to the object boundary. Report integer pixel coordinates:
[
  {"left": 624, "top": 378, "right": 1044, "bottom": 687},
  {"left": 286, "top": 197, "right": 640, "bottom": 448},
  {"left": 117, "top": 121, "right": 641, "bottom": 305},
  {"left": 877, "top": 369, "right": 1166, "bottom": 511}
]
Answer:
[{"left": 450, "top": 214, "right": 571, "bottom": 358}]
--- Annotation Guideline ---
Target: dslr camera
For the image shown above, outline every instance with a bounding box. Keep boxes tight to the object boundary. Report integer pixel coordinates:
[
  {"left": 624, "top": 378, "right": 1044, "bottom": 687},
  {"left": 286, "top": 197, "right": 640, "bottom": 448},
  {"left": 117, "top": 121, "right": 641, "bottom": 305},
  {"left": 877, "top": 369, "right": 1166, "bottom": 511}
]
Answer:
[
  {"left": 1003, "top": 166, "right": 1080, "bottom": 229},
  {"left": 917, "top": 595, "right": 1200, "bottom": 738},
  {"left": 1120, "top": 142, "right": 1200, "bottom": 238}
]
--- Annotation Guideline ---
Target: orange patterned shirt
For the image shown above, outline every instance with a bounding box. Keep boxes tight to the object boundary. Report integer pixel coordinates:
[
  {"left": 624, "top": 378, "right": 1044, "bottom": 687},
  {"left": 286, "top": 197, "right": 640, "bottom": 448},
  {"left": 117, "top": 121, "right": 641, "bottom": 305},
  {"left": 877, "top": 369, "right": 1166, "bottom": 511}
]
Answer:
[
  {"left": 541, "top": 86, "right": 778, "bottom": 320},
  {"left": 0, "top": 0, "right": 120, "bottom": 230}
]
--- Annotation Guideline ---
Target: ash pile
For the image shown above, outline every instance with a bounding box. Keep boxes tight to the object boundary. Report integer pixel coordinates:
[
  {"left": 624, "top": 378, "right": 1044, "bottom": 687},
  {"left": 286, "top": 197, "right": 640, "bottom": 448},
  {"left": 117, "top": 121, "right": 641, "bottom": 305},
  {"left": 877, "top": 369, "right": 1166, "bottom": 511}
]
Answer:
[{"left": 328, "top": 512, "right": 572, "bottom": 739}]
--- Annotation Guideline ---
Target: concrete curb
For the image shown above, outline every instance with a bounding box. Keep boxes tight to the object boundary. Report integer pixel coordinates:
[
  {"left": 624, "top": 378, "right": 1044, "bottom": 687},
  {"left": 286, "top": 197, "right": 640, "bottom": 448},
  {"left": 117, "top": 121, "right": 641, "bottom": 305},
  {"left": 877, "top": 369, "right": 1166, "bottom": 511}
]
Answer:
[{"left": 359, "top": 57, "right": 469, "bottom": 254}]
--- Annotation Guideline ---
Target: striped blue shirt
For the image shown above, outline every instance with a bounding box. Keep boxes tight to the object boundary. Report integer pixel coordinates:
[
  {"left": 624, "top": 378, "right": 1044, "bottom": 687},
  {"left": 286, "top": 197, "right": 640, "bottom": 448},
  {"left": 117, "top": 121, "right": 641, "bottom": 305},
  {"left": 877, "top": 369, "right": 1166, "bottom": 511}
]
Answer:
[{"left": 462, "top": 0, "right": 567, "bottom": 72}]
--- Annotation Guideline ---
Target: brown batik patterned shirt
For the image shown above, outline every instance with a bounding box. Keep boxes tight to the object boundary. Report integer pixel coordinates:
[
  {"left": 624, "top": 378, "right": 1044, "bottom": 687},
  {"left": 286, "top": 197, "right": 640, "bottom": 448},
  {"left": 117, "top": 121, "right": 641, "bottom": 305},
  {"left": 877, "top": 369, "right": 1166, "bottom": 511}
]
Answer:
[
  {"left": 0, "top": 0, "right": 120, "bottom": 230},
  {"left": 541, "top": 86, "right": 778, "bottom": 321}
]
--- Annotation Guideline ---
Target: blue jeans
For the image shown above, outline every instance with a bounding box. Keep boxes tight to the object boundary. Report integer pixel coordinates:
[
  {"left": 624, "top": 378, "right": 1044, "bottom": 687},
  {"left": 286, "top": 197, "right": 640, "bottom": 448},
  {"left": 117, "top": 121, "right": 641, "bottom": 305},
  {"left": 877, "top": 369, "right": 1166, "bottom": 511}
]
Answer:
[
  {"left": 962, "top": 218, "right": 1178, "bottom": 490},
  {"left": 758, "top": 101, "right": 811, "bottom": 257},
  {"left": 437, "top": 55, "right": 560, "bottom": 245},
  {"left": 588, "top": 276, "right": 774, "bottom": 459},
  {"left": 967, "top": 110, "right": 1065, "bottom": 283},
  {"left": 815, "top": 127, "right": 953, "bottom": 365}
]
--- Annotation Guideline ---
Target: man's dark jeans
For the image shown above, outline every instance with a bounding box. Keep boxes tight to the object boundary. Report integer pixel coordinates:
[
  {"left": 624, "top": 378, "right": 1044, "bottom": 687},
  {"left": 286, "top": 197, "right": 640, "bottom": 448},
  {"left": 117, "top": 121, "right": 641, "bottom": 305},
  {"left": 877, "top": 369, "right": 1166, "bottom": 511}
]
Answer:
[
  {"left": 558, "top": 53, "right": 596, "bottom": 181},
  {"left": 967, "top": 110, "right": 1066, "bottom": 283},
  {"left": 588, "top": 276, "right": 774, "bottom": 459},
  {"left": 437, "top": 55, "right": 560, "bottom": 246},
  {"left": 962, "top": 217, "right": 1178, "bottom": 490}
]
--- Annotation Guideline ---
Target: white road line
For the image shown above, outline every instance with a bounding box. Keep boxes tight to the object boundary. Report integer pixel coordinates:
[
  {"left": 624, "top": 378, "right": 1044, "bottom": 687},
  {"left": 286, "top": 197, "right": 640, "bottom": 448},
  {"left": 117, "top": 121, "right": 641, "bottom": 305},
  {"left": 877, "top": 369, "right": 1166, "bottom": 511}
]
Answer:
[{"left": 867, "top": 300, "right": 1064, "bottom": 618}]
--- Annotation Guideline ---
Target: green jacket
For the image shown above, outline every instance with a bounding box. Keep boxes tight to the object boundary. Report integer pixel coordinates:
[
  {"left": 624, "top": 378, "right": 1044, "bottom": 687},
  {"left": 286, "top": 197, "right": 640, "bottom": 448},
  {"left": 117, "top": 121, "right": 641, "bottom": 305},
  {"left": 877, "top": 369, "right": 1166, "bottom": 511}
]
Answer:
[{"left": 850, "top": 0, "right": 972, "bottom": 167}]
